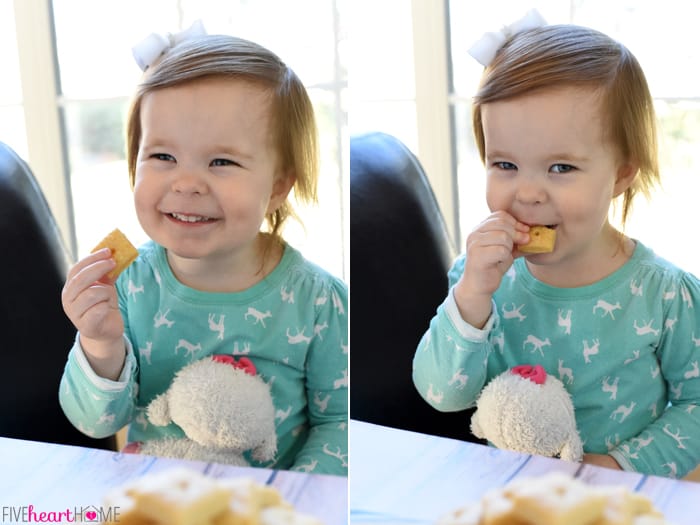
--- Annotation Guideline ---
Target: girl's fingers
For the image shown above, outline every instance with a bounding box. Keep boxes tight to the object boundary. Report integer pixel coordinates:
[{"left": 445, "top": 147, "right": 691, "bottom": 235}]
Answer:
[
  {"left": 480, "top": 211, "right": 531, "bottom": 234},
  {"left": 68, "top": 283, "right": 115, "bottom": 319},
  {"left": 65, "top": 249, "right": 113, "bottom": 281},
  {"left": 62, "top": 258, "right": 116, "bottom": 306},
  {"left": 514, "top": 221, "right": 531, "bottom": 233}
]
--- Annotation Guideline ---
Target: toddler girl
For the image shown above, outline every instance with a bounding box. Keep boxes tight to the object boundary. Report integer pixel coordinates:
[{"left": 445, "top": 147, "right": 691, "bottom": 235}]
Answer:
[
  {"left": 60, "top": 28, "right": 348, "bottom": 476},
  {"left": 413, "top": 17, "right": 700, "bottom": 478}
]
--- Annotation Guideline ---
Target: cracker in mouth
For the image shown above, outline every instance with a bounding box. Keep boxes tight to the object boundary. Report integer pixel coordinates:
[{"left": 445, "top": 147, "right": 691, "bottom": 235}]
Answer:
[{"left": 518, "top": 225, "right": 556, "bottom": 254}]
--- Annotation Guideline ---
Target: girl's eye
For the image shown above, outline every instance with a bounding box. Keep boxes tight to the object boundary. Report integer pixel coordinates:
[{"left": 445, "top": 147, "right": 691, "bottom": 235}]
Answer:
[
  {"left": 494, "top": 161, "right": 517, "bottom": 170},
  {"left": 151, "top": 153, "right": 175, "bottom": 162},
  {"left": 210, "top": 158, "right": 240, "bottom": 167},
  {"left": 550, "top": 164, "right": 575, "bottom": 174}
]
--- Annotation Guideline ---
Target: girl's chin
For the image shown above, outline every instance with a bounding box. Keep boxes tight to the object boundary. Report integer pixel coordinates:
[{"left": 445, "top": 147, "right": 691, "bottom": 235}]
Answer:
[{"left": 522, "top": 252, "right": 555, "bottom": 263}]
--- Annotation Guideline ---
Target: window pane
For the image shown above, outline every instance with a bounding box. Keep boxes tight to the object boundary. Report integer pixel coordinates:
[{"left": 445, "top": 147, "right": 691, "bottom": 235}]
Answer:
[
  {"left": 612, "top": 100, "right": 700, "bottom": 276},
  {"left": 351, "top": 100, "right": 419, "bottom": 155},
  {"left": 349, "top": 0, "right": 415, "bottom": 102},
  {"left": 179, "top": 0, "right": 338, "bottom": 88},
  {"left": 0, "top": 0, "right": 22, "bottom": 103},
  {"left": 0, "top": 106, "right": 28, "bottom": 160},
  {"left": 564, "top": 2, "right": 700, "bottom": 99},
  {"left": 452, "top": 101, "right": 489, "bottom": 246},
  {"left": 52, "top": 1, "right": 177, "bottom": 98},
  {"left": 61, "top": 98, "right": 146, "bottom": 253},
  {"left": 0, "top": 0, "right": 27, "bottom": 156},
  {"left": 450, "top": 1, "right": 700, "bottom": 99}
]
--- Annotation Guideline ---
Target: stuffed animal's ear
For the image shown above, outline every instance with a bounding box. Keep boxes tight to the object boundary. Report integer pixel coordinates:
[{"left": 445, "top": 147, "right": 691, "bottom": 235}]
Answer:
[
  {"left": 251, "top": 435, "right": 277, "bottom": 462},
  {"left": 470, "top": 410, "right": 485, "bottom": 439},
  {"left": 471, "top": 410, "right": 486, "bottom": 439},
  {"left": 560, "top": 433, "right": 584, "bottom": 462},
  {"left": 146, "top": 393, "right": 172, "bottom": 426}
]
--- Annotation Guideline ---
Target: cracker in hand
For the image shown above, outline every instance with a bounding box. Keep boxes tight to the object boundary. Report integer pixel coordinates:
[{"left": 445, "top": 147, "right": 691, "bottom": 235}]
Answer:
[{"left": 91, "top": 228, "right": 139, "bottom": 280}]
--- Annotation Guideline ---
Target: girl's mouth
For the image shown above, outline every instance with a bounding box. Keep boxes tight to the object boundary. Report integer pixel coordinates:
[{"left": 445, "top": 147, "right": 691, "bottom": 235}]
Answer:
[{"left": 168, "top": 212, "right": 216, "bottom": 223}]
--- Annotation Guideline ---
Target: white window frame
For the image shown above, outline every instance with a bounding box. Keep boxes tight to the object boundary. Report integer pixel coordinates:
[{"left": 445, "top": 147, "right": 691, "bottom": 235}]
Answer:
[
  {"left": 13, "top": 0, "right": 76, "bottom": 257},
  {"left": 410, "top": 0, "right": 459, "bottom": 246}
]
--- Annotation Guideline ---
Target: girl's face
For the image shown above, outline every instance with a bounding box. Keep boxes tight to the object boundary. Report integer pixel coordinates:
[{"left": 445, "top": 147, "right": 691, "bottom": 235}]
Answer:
[
  {"left": 482, "top": 86, "right": 636, "bottom": 285},
  {"left": 133, "top": 78, "right": 292, "bottom": 274}
]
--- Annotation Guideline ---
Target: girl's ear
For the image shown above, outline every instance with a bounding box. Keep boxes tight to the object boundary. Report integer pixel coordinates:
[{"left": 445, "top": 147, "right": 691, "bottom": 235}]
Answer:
[
  {"left": 267, "top": 170, "right": 296, "bottom": 214},
  {"left": 613, "top": 161, "right": 638, "bottom": 198}
]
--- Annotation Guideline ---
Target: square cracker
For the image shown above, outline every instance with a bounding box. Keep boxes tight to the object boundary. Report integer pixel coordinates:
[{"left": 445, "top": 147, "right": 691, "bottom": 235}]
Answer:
[
  {"left": 92, "top": 228, "right": 139, "bottom": 280},
  {"left": 519, "top": 225, "right": 556, "bottom": 254}
]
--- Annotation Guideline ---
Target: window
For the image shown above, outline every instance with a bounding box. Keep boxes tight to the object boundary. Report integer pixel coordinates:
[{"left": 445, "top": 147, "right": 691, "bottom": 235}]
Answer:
[
  {"left": 8, "top": 0, "right": 347, "bottom": 279},
  {"left": 0, "top": 1, "right": 26, "bottom": 159}
]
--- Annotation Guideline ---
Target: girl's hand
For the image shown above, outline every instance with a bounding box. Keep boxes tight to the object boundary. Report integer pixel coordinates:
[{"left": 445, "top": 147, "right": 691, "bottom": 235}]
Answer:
[
  {"left": 61, "top": 248, "right": 126, "bottom": 379},
  {"left": 582, "top": 453, "right": 622, "bottom": 470},
  {"left": 453, "top": 211, "right": 530, "bottom": 328}
]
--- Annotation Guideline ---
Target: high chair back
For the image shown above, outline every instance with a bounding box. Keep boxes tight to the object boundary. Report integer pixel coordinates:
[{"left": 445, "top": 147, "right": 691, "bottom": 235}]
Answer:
[
  {"left": 350, "top": 132, "right": 481, "bottom": 442},
  {"left": 0, "top": 141, "right": 115, "bottom": 450}
]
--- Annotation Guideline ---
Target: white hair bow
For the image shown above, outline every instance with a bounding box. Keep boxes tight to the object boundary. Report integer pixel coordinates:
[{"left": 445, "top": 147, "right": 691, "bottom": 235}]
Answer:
[
  {"left": 132, "top": 19, "right": 207, "bottom": 71},
  {"left": 468, "top": 9, "right": 547, "bottom": 67}
]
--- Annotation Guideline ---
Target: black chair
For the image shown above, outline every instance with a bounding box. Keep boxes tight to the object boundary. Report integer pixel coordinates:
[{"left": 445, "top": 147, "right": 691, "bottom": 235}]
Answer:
[
  {"left": 0, "top": 141, "right": 115, "bottom": 450},
  {"left": 350, "top": 132, "right": 480, "bottom": 442}
]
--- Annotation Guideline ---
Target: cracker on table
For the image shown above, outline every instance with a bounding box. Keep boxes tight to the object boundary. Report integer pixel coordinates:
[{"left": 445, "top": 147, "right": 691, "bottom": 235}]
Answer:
[{"left": 91, "top": 228, "right": 139, "bottom": 280}]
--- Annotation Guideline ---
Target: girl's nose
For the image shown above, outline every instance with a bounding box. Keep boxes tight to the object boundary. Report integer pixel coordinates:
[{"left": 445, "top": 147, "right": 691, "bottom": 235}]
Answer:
[
  {"left": 515, "top": 173, "right": 547, "bottom": 205},
  {"left": 170, "top": 168, "right": 208, "bottom": 195}
]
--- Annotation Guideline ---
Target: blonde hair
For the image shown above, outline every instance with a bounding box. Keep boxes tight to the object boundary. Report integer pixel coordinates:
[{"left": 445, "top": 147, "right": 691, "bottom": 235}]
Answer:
[
  {"left": 472, "top": 25, "right": 659, "bottom": 225},
  {"left": 126, "top": 34, "right": 319, "bottom": 240}
]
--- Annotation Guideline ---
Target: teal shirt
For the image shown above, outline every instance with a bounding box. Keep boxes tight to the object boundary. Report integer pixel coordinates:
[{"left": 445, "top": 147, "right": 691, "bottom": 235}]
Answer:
[
  {"left": 413, "top": 241, "right": 700, "bottom": 478},
  {"left": 60, "top": 241, "right": 348, "bottom": 476}
]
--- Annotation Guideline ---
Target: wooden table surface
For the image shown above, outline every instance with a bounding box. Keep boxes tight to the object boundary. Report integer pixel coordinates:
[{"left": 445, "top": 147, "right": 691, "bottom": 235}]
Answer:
[
  {"left": 350, "top": 419, "right": 700, "bottom": 525},
  {"left": 0, "top": 436, "right": 347, "bottom": 524}
]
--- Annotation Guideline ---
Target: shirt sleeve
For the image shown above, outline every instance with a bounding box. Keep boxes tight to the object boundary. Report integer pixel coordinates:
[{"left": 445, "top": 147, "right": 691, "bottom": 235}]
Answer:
[
  {"left": 58, "top": 333, "right": 139, "bottom": 439},
  {"left": 610, "top": 273, "right": 700, "bottom": 478},
  {"left": 291, "top": 278, "right": 348, "bottom": 476},
  {"left": 412, "top": 255, "right": 497, "bottom": 412}
]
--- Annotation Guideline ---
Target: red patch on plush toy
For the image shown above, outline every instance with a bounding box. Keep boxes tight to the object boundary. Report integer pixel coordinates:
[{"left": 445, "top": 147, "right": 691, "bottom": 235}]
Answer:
[
  {"left": 511, "top": 364, "right": 546, "bottom": 385},
  {"left": 211, "top": 354, "right": 256, "bottom": 376}
]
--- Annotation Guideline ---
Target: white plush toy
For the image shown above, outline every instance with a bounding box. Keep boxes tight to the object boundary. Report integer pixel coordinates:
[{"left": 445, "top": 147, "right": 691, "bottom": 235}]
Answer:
[
  {"left": 470, "top": 364, "right": 583, "bottom": 462},
  {"left": 134, "top": 355, "right": 277, "bottom": 467}
]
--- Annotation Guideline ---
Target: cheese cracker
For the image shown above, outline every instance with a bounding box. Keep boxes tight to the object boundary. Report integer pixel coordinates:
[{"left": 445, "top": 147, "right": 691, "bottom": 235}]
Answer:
[
  {"left": 91, "top": 228, "right": 139, "bottom": 280},
  {"left": 519, "top": 225, "right": 556, "bottom": 254}
]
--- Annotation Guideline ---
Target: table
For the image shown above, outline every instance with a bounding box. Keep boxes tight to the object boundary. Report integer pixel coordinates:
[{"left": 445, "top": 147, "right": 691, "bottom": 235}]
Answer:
[
  {"left": 0, "top": 436, "right": 347, "bottom": 524},
  {"left": 350, "top": 419, "right": 700, "bottom": 524}
]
